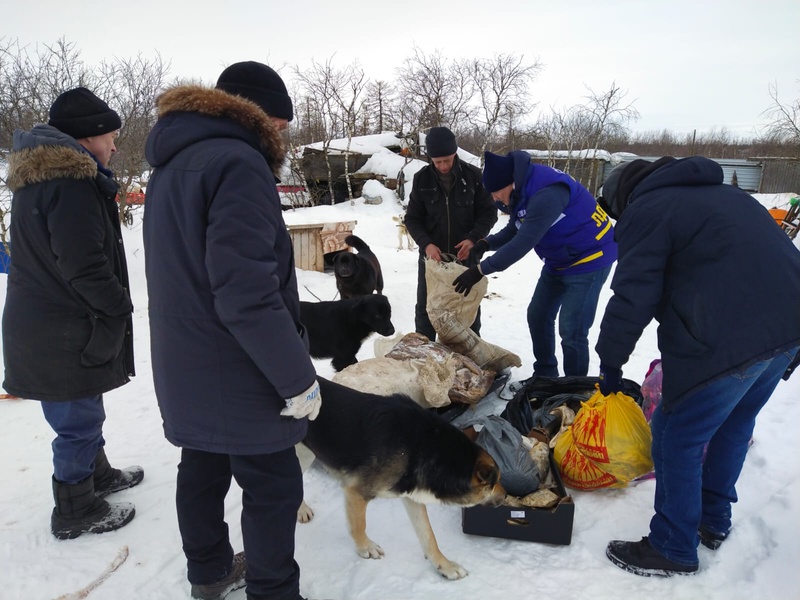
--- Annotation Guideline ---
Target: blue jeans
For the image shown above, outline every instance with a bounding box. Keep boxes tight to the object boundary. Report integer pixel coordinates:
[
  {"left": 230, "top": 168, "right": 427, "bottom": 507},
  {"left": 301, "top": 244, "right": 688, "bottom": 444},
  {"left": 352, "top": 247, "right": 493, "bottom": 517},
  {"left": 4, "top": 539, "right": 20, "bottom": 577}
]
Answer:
[
  {"left": 527, "top": 265, "right": 611, "bottom": 377},
  {"left": 648, "top": 346, "right": 799, "bottom": 565},
  {"left": 41, "top": 395, "right": 105, "bottom": 484}
]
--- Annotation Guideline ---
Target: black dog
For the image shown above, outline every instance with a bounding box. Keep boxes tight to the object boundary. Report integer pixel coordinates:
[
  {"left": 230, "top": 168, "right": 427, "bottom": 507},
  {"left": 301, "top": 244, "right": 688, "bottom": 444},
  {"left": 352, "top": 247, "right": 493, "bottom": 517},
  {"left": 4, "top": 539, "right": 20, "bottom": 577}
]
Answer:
[
  {"left": 300, "top": 295, "right": 395, "bottom": 371},
  {"left": 333, "top": 235, "right": 384, "bottom": 299}
]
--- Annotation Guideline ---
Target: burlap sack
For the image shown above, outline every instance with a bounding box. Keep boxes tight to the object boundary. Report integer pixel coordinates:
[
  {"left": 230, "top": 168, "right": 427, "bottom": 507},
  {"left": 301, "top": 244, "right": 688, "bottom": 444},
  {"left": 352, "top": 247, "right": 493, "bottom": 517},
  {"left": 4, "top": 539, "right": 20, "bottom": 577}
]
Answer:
[
  {"left": 331, "top": 356, "right": 456, "bottom": 408},
  {"left": 424, "top": 258, "right": 521, "bottom": 372},
  {"left": 384, "top": 332, "right": 494, "bottom": 404}
]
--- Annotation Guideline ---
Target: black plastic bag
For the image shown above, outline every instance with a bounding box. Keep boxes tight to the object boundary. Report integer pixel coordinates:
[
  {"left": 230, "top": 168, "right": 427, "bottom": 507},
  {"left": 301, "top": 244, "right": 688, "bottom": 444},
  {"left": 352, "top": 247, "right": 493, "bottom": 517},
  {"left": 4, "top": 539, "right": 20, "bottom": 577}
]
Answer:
[
  {"left": 501, "top": 375, "right": 643, "bottom": 437},
  {"left": 475, "top": 415, "right": 540, "bottom": 497}
]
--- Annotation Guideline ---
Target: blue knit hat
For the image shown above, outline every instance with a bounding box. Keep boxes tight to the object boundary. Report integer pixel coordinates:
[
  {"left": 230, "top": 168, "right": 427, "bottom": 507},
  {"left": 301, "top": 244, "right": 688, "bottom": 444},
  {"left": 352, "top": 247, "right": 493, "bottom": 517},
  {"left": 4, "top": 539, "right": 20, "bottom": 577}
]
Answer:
[{"left": 482, "top": 151, "right": 515, "bottom": 192}]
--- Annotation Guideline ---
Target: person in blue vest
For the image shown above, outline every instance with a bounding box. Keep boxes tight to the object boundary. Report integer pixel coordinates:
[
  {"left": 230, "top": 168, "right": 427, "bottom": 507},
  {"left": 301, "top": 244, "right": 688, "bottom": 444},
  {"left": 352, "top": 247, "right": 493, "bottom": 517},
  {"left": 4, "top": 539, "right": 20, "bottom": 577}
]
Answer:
[
  {"left": 452, "top": 150, "right": 617, "bottom": 377},
  {"left": 595, "top": 157, "right": 800, "bottom": 577}
]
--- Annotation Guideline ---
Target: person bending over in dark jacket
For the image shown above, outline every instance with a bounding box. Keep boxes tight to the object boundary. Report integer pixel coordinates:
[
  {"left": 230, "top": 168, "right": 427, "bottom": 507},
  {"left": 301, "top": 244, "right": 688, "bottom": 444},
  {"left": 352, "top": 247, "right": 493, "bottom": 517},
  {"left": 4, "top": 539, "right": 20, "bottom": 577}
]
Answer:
[
  {"left": 404, "top": 127, "right": 497, "bottom": 340},
  {"left": 595, "top": 156, "right": 800, "bottom": 577},
  {"left": 453, "top": 150, "right": 617, "bottom": 378},
  {"left": 143, "top": 62, "right": 321, "bottom": 600},
  {"left": 3, "top": 87, "right": 142, "bottom": 540}
]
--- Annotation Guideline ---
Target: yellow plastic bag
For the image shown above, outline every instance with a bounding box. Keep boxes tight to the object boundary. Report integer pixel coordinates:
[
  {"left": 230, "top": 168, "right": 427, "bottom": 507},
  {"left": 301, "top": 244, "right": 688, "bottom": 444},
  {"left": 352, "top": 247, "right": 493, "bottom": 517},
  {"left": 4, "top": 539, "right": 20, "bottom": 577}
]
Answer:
[{"left": 553, "top": 389, "right": 653, "bottom": 490}]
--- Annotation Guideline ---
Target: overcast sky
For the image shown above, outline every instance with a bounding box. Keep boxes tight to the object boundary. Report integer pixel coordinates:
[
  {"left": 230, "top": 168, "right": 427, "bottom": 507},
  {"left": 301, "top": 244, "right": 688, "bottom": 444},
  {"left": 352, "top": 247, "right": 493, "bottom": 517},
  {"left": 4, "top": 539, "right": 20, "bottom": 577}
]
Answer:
[{"left": 6, "top": 0, "right": 799, "bottom": 137}]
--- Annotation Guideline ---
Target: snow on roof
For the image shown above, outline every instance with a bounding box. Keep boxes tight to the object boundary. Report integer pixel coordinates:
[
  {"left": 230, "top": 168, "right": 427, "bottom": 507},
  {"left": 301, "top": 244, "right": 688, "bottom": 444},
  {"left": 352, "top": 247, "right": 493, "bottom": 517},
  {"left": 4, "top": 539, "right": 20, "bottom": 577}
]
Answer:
[
  {"left": 524, "top": 149, "right": 616, "bottom": 162},
  {"left": 304, "top": 132, "right": 405, "bottom": 155}
]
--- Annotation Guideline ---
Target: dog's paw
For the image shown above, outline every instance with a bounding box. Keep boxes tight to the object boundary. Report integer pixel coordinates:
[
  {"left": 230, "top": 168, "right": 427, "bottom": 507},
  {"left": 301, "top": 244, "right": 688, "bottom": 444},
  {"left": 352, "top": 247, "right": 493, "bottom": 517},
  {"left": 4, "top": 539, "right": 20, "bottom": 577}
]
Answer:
[
  {"left": 297, "top": 500, "right": 314, "bottom": 523},
  {"left": 356, "top": 540, "right": 385, "bottom": 560},
  {"left": 435, "top": 559, "right": 468, "bottom": 580}
]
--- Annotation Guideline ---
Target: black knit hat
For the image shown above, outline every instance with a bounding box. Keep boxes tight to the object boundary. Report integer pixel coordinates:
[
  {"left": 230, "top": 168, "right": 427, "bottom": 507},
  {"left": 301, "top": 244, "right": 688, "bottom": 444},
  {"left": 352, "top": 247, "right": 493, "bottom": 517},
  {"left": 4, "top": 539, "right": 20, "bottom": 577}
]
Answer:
[
  {"left": 216, "top": 61, "right": 294, "bottom": 121},
  {"left": 48, "top": 87, "right": 121, "bottom": 140},
  {"left": 598, "top": 157, "right": 676, "bottom": 219},
  {"left": 425, "top": 126, "right": 457, "bottom": 158},
  {"left": 482, "top": 151, "right": 515, "bottom": 192}
]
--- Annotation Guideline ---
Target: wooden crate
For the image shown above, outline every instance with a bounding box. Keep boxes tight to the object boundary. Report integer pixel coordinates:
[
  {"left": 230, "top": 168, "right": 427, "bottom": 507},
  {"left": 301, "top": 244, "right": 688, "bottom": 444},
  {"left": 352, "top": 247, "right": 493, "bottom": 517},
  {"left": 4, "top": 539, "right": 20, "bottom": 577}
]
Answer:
[{"left": 287, "top": 221, "right": 357, "bottom": 272}]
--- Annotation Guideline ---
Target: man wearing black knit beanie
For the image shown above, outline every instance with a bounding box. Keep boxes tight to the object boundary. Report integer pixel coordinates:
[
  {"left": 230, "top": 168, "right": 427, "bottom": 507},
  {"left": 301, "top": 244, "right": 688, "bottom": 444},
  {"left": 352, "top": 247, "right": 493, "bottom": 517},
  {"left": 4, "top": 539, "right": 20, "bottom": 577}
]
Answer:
[
  {"left": 404, "top": 127, "right": 497, "bottom": 340},
  {"left": 3, "top": 87, "right": 142, "bottom": 541},
  {"left": 143, "top": 61, "right": 319, "bottom": 600}
]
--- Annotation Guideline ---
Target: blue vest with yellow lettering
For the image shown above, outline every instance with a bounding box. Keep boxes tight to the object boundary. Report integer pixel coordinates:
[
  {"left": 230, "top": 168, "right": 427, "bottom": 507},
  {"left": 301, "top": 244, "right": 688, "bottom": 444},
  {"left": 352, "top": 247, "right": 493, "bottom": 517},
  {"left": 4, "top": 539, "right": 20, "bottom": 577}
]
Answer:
[{"left": 514, "top": 163, "right": 617, "bottom": 275}]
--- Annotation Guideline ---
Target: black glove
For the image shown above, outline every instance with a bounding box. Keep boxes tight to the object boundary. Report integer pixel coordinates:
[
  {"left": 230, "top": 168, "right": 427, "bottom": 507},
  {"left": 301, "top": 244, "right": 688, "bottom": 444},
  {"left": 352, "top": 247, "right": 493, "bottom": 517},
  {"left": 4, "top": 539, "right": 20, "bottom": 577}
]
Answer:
[
  {"left": 469, "top": 239, "right": 490, "bottom": 264},
  {"left": 598, "top": 364, "right": 623, "bottom": 396},
  {"left": 452, "top": 266, "right": 484, "bottom": 296}
]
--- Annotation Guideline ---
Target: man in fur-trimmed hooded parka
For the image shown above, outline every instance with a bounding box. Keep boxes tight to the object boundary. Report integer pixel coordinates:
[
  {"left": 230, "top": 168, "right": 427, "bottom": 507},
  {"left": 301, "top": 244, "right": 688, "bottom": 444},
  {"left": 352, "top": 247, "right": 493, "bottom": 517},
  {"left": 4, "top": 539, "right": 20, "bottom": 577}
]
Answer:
[
  {"left": 143, "top": 62, "right": 320, "bottom": 600},
  {"left": 3, "top": 87, "right": 142, "bottom": 541}
]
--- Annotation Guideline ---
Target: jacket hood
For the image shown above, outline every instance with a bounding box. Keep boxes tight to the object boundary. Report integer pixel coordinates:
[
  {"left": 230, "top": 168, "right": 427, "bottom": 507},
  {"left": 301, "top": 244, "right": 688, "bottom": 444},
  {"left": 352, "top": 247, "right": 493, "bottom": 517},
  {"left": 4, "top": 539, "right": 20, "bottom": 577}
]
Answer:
[
  {"left": 146, "top": 85, "right": 286, "bottom": 176},
  {"left": 629, "top": 156, "right": 724, "bottom": 204},
  {"left": 7, "top": 125, "right": 98, "bottom": 192}
]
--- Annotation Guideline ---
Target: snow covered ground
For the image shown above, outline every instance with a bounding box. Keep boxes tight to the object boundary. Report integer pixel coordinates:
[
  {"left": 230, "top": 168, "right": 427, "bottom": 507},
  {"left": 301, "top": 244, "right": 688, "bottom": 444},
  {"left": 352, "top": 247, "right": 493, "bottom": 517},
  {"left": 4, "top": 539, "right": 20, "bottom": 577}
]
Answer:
[{"left": 0, "top": 190, "right": 798, "bottom": 600}]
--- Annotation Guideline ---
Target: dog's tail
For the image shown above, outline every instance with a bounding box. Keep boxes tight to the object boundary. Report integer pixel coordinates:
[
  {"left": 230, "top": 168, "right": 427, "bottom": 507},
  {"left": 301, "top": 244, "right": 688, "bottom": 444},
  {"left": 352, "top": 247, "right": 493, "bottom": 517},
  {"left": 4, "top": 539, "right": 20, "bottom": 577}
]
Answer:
[{"left": 345, "top": 234, "right": 372, "bottom": 253}]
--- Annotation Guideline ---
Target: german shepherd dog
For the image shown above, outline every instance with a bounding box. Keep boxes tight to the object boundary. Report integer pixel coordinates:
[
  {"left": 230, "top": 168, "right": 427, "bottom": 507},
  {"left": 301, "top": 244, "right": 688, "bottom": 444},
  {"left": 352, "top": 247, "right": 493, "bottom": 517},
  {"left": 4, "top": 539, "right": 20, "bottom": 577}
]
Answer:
[
  {"left": 333, "top": 235, "right": 384, "bottom": 298},
  {"left": 299, "top": 378, "right": 506, "bottom": 580},
  {"left": 300, "top": 295, "right": 395, "bottom": 371}
]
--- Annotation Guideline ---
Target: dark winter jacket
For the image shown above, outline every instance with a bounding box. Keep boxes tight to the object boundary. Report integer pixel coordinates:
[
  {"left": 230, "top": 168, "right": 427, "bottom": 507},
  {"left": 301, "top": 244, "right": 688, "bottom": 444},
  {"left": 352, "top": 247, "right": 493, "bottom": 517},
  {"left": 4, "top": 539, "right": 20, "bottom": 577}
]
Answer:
[
  {"left": 596, "top": 156, "right": 800, "bottom": 407},
  {"left": 143, "top": 85, "right": 315, "bottom": 454},
  {"left": 482, "top": 151, "right": 617, "bottom": 276},
  {"left": 405, "top": 156, "right": 497, "bottom": 256},
  {"left": 3, "top": 126, "right": 134, "bottom": 401}
]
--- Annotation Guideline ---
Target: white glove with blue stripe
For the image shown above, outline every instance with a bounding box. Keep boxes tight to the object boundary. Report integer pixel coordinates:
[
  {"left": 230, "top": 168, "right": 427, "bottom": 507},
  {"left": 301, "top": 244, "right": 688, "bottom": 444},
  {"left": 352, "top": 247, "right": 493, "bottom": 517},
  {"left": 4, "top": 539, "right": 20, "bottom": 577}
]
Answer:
[{"left": 281, "top": 380, "right": 322, "bottom": 421}]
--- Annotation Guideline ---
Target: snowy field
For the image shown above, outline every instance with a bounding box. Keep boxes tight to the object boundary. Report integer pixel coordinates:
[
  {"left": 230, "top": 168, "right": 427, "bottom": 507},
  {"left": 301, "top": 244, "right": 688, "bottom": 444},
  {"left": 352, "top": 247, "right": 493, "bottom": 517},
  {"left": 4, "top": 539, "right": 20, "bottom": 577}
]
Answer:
[{"left": 0, "top": 186, "right": 798, "bottom": 600}]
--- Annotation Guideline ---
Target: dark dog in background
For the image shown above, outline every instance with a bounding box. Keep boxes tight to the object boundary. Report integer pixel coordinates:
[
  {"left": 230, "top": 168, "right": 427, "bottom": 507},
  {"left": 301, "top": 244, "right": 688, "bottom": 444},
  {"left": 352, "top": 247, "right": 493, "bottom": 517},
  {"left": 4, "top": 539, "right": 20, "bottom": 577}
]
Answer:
[
  {"left": 300, "top": 295, "right": 395, "bottom": 371},
  {"left": 299, "top": 377, "right": 506, "bottom": 580},
  {"left": 333, "top": 235, "right": 384, "bottom": 299}
]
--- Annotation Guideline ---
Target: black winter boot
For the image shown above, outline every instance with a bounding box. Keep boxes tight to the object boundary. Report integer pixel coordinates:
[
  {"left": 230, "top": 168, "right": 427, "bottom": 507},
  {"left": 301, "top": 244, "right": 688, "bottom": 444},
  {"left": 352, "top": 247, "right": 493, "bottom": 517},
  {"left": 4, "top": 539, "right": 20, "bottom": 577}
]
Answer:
[
  {"left": 606, "top": 537, "right": 698, "bottom": 577},
  {"left": 698, "top": 525, "right": 728, "bottom": 550},
  {"left": 51, "top": 475, "right": 136, "bottom": 540},
  {"left": 93, "top": 447, "right": 144, "bottom": 498}
]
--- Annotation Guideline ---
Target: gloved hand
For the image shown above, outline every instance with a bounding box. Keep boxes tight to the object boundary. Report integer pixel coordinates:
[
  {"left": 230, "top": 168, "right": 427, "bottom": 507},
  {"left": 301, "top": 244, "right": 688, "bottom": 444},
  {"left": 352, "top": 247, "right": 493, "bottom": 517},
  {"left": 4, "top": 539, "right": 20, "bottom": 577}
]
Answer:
[
  {"left": 598, "top": 364, "right": 623, "bottom": 396},
  {"left": 452, "top": 266, "right": 484, "bottom": 296},
  {"left": 281, "top": 379, "right": 322, "bottom": 420},
  {"left": 469, "top": 239, "right": 490, "bottom": 263}
]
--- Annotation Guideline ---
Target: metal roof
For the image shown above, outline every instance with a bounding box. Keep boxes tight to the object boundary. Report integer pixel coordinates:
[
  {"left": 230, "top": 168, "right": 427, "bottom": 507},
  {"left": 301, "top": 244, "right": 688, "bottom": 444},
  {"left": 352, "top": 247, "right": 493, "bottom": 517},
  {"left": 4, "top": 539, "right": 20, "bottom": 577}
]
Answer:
[{"left": 601, "top": 157, "right": 762, "bottom": 192}]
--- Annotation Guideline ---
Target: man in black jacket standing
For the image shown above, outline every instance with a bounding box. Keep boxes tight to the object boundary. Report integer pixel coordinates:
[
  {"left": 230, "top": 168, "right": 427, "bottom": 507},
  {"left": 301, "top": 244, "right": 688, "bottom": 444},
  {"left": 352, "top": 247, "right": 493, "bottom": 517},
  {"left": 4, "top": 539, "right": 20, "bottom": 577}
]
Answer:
[
  {"left": 404, "top": 127, "right": 497, "bottom": 340},
  {"left": 595, "top": 156, "right": 800, "bottom": 577},
  {"left": 3, "top": 88, "right": 142, "bottom": 539}
]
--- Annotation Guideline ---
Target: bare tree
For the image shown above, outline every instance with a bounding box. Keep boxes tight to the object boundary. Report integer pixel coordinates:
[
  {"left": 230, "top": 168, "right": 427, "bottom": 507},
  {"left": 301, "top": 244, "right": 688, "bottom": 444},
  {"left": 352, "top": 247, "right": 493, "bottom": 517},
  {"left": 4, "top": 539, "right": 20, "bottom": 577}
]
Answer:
[
  {"left": 395, "top": 47, "right": 474, "bottom": 136},
  {"left": 581, "top": 82, "right": 639, "bottom": 184},
  {"left": 762, "top": 81, "right": 800, "bottom": 157},
  {"left": 328, "top": 62, "right": 368, "bottom": 203},
  {"left": 364, "top": 80, "right": 397, "bottom": 134},
  {"left": 468, "top": 53, "right": 542, "bottom": 161},
  {"left": 97, "top": 52, "right": 170, "bottom": 224},
  {"left": 293, "top": 57, "right": 352, "bottom": 205}
]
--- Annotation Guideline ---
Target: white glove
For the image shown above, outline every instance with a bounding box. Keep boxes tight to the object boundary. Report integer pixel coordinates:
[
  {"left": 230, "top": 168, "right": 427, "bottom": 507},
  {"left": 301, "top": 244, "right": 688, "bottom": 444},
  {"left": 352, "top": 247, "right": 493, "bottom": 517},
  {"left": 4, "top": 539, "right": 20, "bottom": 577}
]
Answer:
[{"left": 280, "top": 380, "right": 322, "bottom": 421}]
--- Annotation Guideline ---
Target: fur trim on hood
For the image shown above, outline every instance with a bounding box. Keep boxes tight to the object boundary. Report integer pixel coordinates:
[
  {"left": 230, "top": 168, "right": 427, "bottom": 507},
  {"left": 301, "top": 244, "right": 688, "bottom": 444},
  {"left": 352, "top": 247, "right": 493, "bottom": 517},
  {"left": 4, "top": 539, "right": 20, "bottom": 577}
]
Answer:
[
  {"left": 155, "top": 85, "right": 286, "bottom": 175},
  {"left": 7, "top": 144, "right": 97, "bottom": 192}
]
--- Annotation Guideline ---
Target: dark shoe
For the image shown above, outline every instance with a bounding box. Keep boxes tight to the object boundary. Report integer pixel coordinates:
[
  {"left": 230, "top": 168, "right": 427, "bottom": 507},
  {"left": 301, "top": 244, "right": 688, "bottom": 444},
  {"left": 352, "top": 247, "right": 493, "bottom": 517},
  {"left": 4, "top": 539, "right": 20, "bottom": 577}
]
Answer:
[
  {"left": 191, "top": 552, "right": 246, "bottom": 600},
  {"left": 51, "top": 476, "right": 136, "bottom": 540},
  {"left": 606, "top": 537, "right": 698, "bottom": 577},
  {"left": 93, "top": 447, "right": 144, "bottom": 498},
  {"left": 698, "top": 525, "right": 728, "bottom": 550}
]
